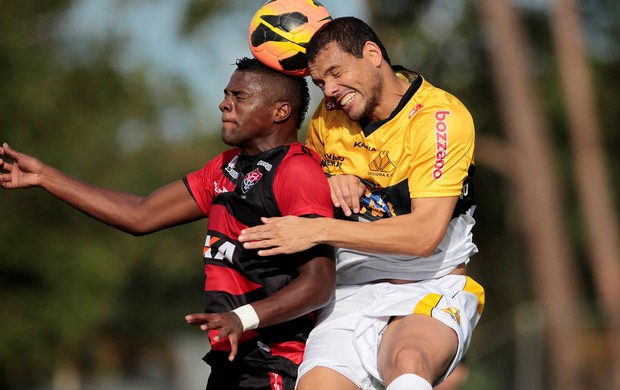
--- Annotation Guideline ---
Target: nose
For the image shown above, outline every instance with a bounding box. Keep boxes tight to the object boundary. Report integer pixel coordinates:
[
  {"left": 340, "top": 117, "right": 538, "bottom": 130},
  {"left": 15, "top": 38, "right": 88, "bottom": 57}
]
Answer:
[
  {"left": 322, "top": 79, "right": 339, "bottom": 98},
  {"left": 219, "top": 97, "right": 230, "bottom": 113}
]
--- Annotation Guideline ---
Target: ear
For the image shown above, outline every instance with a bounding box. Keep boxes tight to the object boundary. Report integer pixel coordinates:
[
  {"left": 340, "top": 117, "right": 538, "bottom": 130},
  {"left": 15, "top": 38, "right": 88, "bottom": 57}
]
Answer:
[
  {"left": 273, "top": 101, "right": 291, "bottom": 124},
  {"left": 363, "top": 41, "right": 383, "bottom": 67}
]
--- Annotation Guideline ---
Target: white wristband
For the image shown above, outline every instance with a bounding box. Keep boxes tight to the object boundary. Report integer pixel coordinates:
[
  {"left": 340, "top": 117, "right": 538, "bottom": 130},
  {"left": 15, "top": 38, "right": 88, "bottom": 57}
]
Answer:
[{"left": 232, "top": 304, "right": 260, "bottom": 331}]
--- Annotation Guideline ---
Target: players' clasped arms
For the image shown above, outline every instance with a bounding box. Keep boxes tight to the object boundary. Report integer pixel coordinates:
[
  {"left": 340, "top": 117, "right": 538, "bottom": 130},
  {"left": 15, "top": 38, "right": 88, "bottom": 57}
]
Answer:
[
  {"left": 240, "top": 17, "right": 486, "bottom": 390},
  {"left": 0, "top": 58, "right": 335, "bottom": 390}
]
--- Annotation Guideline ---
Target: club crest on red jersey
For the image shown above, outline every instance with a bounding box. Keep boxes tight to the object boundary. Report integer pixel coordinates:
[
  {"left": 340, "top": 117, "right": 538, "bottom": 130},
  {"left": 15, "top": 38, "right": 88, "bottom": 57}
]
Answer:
[{"left": 242, "top": 168, "right": 263, "bottom": 193}]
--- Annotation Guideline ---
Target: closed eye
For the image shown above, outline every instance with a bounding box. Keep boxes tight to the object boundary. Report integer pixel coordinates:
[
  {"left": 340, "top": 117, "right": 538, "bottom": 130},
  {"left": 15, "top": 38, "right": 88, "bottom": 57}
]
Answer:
[
  {"left": 223, "top": 89, "right": 248, "bottom": 101},
  {"left": 312, "top": 79, "right": 325, "bottom": 90}
]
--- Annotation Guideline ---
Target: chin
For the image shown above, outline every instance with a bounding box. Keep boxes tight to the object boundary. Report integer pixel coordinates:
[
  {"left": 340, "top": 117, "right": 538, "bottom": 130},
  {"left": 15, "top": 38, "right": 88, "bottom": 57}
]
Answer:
[
  {"left": 345, "top": 107, "right": 366, "bottom": 122},
  {"left": 343, "top": 99, "right": 369, "bottom": 121},
  {"left": 220, "top": 132, "right": 235, "bottom": 147}
]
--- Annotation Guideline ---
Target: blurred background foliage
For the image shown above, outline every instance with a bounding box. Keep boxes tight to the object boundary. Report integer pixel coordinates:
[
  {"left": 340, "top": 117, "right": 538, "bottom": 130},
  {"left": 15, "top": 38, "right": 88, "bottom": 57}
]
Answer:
[{"left": 1, "top": 0, "right": 619, "bottom": 389}]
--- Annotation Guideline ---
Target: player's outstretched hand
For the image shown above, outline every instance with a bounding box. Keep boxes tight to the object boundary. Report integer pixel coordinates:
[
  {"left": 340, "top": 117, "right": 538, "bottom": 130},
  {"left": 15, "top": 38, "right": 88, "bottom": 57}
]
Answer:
[
  {"left": 185, "top": 312, "right": 244, "bottom": 361},
  {"left": 327, "top": 174, "right": 365, "bottom": 216},
  {"left": 0, "top": 143, "right": 44, "bottom": 189},
  {"left": 239, "top": 216, "right": 318, "bottom": 256}
]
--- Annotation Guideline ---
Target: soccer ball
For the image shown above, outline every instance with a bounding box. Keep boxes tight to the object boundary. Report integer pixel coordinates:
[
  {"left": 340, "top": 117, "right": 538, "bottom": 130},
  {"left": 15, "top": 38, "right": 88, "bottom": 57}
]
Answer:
[{"left": 249, "top": 0, "right": 332, "bottom": 77}]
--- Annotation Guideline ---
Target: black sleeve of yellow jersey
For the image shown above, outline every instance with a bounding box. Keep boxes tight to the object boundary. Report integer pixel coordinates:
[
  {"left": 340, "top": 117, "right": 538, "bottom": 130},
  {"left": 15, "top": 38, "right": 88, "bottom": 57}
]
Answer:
[{"left": 452, "top": 165, "right": 476, "bottom": 219}]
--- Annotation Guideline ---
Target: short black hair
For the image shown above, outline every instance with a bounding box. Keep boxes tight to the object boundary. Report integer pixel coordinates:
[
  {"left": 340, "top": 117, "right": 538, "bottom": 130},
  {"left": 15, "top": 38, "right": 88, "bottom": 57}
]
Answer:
[
  {"left": 235, "top": 57, "right": 310, "bottom": 128},
  {"left": 307, "top": 17, "right": 391, "bottom": 65}
]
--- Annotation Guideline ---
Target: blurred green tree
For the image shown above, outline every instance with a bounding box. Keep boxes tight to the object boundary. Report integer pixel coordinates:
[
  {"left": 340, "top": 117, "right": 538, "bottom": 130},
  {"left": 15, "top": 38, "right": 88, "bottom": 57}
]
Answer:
[
  {"left": 368, "top": 0, "right": 620, "bottom": 389},
  {"left": 0, "top": 1, "right": 227, "bottom": 388}
]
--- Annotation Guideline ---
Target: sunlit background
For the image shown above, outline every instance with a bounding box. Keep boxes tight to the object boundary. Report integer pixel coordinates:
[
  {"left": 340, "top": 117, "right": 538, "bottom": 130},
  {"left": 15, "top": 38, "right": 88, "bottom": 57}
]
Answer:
[
  {"left": 1, "top": 0, "right": 619, "bottom": 389},
  {"left": 57, "top": 0, "right": 369, "bottom": 147}
]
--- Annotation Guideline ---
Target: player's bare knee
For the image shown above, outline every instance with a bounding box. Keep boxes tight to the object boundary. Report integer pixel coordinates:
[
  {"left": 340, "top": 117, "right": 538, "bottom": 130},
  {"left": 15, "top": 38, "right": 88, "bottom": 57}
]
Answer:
[
  {"left": 382, "top": 345, "right": 433, "bottom": 384},
  {"left": 297, "top": 367, "right": 359, "bottom": 390}
]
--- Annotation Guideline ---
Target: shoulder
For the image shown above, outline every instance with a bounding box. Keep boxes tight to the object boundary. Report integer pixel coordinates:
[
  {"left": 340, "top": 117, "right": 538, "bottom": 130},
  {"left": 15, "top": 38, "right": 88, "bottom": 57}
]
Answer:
[
  {"left": 275, "top": 143, "right": 327, "bottom": 185},
  {"left": 400, "top": 80, "right": 474, "bottom": 140},
  {"left": 218, "top": 147, "right": 243, "bottom": 164},
  {"left": 186, "top": 148, "right": 240, "bottom": 185},
  {"left": 416, "top": 79, "right": 472, "bottom": 118},
  {"left": 282, "top": 142, "right": 322, "bottom": 166}
]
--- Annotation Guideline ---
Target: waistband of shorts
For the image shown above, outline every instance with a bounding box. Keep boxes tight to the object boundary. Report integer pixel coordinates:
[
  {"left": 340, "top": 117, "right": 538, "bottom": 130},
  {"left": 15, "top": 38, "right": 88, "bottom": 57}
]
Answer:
[{"left": 369, "top": 263, "right": 467, "bottom": 284}]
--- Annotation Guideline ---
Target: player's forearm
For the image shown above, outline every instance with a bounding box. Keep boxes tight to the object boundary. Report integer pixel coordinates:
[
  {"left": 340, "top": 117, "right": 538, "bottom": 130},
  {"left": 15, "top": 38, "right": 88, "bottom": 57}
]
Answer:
[
  {"left": 251, "top": 252, "right": 335, "bottom": 328},
  {"left": 314, "top": 215, "right": 444, "bottom": 257},
  {"left": 38, "top": 164, "right": 152, "bottom": 234}
]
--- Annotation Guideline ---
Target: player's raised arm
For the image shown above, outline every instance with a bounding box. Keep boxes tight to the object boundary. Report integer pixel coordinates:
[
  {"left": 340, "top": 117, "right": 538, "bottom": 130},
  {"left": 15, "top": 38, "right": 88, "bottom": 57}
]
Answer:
[{"left": 0, "top": 142, "right": 203, "bottom": 235}]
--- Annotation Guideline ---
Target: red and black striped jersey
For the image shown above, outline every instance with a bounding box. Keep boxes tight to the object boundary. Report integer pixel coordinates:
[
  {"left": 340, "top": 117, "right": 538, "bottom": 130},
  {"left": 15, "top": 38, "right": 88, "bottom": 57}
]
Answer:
[{"left": 184, "top": 142, "right": 333, "bottom": 352}]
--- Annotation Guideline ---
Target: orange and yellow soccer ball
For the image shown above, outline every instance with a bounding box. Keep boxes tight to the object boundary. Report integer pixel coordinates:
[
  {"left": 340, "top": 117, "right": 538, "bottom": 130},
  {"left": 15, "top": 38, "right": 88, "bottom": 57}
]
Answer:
[{"left": 249, "top": 0, "right": 332, "bottom": 76}]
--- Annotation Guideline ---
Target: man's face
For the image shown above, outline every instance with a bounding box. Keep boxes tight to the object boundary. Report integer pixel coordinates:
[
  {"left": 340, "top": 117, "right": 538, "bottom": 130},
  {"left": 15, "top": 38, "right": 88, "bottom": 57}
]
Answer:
[
  {"left": 309, "top": 41, "right": 381, "bottom": 122},
  {"left": 219, "top": 70, "right": 274, "bottom": 153}
]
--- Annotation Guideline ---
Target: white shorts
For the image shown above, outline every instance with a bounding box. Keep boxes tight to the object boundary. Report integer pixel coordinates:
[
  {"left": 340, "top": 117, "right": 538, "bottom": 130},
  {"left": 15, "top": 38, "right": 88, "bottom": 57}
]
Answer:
[{"left": 298, "top": 275, "right": 485, "bottom": 389}]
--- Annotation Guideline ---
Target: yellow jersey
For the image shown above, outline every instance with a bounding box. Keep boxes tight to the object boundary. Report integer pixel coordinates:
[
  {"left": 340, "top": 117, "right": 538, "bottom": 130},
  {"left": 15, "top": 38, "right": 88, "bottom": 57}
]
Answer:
[
  {"left": 306, "top": 68, "right": 478, "bottom": 283},
  {"left": 307, "top": 67, "right": 475, "bottom": 217}
]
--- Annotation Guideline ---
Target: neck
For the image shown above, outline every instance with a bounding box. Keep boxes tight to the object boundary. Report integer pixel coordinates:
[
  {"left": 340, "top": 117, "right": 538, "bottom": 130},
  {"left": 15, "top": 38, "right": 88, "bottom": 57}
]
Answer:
[
  {"left": 241, "top": 133, "right": 297, "bottom": 156},
  {"left": 368, "top": 70, "right": 411, "bottom": 123}
]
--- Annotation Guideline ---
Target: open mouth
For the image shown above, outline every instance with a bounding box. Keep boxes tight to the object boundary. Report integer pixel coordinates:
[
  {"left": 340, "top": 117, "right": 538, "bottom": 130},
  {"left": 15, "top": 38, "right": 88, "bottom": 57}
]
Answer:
[{"left": 339, "top": 92, "right": 356, "bottom": 108}]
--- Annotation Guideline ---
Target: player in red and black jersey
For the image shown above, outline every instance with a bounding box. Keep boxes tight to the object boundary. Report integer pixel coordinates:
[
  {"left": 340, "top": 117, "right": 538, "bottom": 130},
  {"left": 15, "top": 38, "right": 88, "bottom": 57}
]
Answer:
[
  {"left": 0, "top": 57, "right": 334, "bottom": 390},
  {"left": 184, "top": 142, "right": 333, "bottom": 389}
]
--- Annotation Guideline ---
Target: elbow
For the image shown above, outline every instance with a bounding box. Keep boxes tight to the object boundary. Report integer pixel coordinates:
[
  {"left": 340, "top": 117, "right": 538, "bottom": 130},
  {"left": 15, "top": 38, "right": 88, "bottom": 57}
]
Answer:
[
  {"left": 126, "top": 222, "right": 160, "bottom": 236},
  {"left": 409, "top": 237, "right": 443, "bottom": 258},
  {"left": 310, "top": 278, "right": 335, "bottom": 309},
  {"left": 316, "top": 287, "right": 334, "bottom": 308},
  {"left": 116, "top": 217, "right": 157, "bottom": 236},
  {"left": 114, "top": 225, "right": 148, "bottom": 236},
  {"left": 299, "top": 278, "right": 334, "bottom": 312},
  {"left": 299, "top": 252, "right": 336, "bottom": 310},
  {"left": 128, "top": 229, "right": 149, "bottom": 237},
  {"left": 416, "top": 246, "right": 436, "bottom": 258},
  {"left": 308, "top": 292, "right": 333, "bottom": 312}
]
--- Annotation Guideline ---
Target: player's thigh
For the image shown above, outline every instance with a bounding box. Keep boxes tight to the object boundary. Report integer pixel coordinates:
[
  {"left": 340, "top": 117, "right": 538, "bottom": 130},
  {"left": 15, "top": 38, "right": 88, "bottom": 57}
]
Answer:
[
  {"left": 377, "top": 313, "right": 458, "bottom": 383},
  {"left": 297, "top": 366, "right": 360, "bottom": 390}
]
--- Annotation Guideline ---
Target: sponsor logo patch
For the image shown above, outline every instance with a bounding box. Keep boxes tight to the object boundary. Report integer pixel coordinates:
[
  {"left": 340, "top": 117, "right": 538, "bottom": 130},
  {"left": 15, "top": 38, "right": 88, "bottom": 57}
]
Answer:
[
  {"left": 213, "top": 181, "right": 228, "bottom": 194},
  {"left": 257, "top": 340, "right": 271, "bottom": 353},
  {"left": 322, "top": 153, "right": 344, "bottom": 169},
  {"left": 225, "top": 155, "right": 240, "bottom": 180},
  {"left": 325, "top": 99, "right": 338, "bottom": 111},
  {"left": 257, "top": 160, "right": 272, "bottom": 171},
  {"left": 408, "top": 103, "right": 424, "bottom": 119},
  {"left": 353, "top": 141, "right": 377, "bottom": 152},
  {"left": 203, "top": 234, "right": 236, "bottom": 263},
  {"left": 442, "top": 307, "right": 461, "bottom": 325},
  {"left": 433, "top": 110, "right": 450, "bottom": 180}
]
